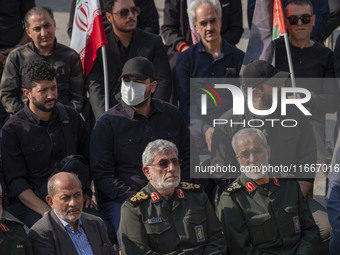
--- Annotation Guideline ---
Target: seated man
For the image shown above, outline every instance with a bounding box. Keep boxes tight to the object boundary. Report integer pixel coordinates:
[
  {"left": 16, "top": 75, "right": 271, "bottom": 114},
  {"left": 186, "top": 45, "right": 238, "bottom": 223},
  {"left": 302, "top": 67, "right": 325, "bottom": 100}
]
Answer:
[
  {"left": 87, "top": 0, "right": 171, "bottom": 120},
  {"left": 119, "top": 139, "right": 226, "bottom": 254},
  {"left": 0, "top": 182, "right": 33, "bottom": 254},
  {"left": 1, "top": 61, "right": 89, "bottom": 227},
  {"left": 0, "top": 6, "right": 86, "bottom": 115},
  {"left": 217, "top": 128, "right": 321, "bottom": 255},
  {"left": 90, "top": 57, "right": 191, "bottom": 243},
  {"left": 176, "top": 0, "right": 244, "bottom": 151},
  {"left": 29, "top": 172, "right": 115, "bottom": 255}
]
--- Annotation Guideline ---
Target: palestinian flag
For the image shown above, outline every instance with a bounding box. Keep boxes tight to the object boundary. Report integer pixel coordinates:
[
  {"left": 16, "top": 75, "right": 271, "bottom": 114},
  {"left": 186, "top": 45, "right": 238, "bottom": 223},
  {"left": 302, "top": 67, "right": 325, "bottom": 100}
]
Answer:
[
  {"left": 242, "top": 0, "right": 287, "bottom": 70},
  {"left": 70, "top": 0, "right": 108, "bottom": 77}
]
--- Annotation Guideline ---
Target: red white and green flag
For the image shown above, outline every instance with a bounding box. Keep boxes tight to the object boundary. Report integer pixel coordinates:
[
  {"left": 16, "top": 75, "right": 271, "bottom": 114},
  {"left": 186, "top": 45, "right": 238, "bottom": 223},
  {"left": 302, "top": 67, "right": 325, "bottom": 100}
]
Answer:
[
  {"left": 70, "top": 0, "right": 108, "bottom": 77},
  {"left": 242, "top": 0, "right": 287, "bottom": 69}
]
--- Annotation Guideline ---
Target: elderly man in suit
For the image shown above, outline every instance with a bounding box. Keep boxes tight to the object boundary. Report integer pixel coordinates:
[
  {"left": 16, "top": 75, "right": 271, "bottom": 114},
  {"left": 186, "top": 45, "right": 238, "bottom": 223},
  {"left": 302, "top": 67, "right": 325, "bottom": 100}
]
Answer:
[
  {"left": 86, "top": 0, "right": 171, "bottom": 120},
  {"left": 28, "top": 172, "right": 115, "bottom": 255}
]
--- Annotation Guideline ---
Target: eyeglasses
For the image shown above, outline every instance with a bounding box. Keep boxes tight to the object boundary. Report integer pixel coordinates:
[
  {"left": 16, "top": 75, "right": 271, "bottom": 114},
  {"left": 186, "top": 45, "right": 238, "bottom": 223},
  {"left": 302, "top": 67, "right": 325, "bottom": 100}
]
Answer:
[
  {"left": 199, "top": 18, "right": 217, "bottom": 27},
  {"left": 286, "top": 14, "right": 313, "bottom": 25},
  {"left": 237, "top": 148, "right": 265, "bottom": 161},
  {"left": 113, "top": 6, "right": 140, "bottom": 18},
  {"left": 150, "top": 158, "right": 182, "bottom": 169}
]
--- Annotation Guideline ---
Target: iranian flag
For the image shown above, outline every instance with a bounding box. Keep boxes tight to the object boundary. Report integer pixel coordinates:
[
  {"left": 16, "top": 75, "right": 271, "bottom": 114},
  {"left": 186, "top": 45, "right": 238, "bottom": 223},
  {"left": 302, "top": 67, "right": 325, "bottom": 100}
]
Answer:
[
  {"left": 242, "top": 0, "right": 287, "bottom": 69},
  {"left": 70, "top": 0, "right": 108, "bottom": 77}
]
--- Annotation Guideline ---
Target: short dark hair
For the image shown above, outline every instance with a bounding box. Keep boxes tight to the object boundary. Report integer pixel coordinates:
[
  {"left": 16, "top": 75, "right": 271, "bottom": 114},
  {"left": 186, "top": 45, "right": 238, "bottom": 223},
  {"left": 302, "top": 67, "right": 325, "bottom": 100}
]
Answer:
[
  {"left": 285, "top": 0, "right": 313, "bottom": 16},
  {"left": 103, "top": 0, "right": 136, "bottom": 13},
  {"left": 24, "top": 6, "right": 54, "bottom": 28},
  {"left": 21, "top": 61, "right": 56, "bottom": 91}
]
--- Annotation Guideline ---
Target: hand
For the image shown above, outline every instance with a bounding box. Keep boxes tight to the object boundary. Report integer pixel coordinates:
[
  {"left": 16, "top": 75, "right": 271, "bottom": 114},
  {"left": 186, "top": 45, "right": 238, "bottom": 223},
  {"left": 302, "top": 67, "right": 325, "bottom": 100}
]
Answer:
[
  {"left": 205, "top": 127, "right": 215, "bottom": 152},
  {"left": 83, "top": 193, "right": 98, "bottom": 210}
]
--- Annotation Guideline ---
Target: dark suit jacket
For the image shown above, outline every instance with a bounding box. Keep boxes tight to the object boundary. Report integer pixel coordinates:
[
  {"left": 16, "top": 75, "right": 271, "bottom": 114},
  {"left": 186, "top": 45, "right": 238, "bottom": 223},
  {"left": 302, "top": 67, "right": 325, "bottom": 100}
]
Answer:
[
  {"left": 28, "top": 210, "right": 115, "bottom": 255},
  {"left": 86, "top": 28, "right": 171, "bottom": 120}
]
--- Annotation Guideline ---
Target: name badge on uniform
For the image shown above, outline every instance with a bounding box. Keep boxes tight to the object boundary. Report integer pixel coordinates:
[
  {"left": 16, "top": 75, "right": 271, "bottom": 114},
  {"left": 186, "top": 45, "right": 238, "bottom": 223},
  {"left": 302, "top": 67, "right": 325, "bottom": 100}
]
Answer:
[
  {"left": 195, "top": 225, "right": 205, "bottom": 242},
  {"left": 293, "top": 216, "right": 301, "bottom": 233},
  {"left": 148, "top": 217, "right": 163, "bottom": 224}
]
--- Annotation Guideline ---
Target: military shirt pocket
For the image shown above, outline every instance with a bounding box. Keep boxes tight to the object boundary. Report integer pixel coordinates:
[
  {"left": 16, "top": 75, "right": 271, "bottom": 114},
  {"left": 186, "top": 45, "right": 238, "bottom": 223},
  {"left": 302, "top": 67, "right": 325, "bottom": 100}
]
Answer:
[
  {"left": 144, "top": 220, "right": 171, "bottom": 252},
  {"left": 184, "top": 211, "right": 208, "bottom": 244},
  {"left": 246, "top": 213, "right": 277, "bottom": 245},
  {"left": 281, "top": 206, "right": 301, "bottom": 235},
  {"left": 116, "top": 136, "right": 142, "bottom": 159}
]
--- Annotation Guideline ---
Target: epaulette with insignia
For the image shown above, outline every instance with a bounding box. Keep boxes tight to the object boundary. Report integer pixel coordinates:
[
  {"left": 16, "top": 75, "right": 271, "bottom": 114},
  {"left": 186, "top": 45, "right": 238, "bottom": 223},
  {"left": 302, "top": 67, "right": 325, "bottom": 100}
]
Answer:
[
  {"left": 224, "top": 181, "right": 242, "bottom": 195},
  {"left": 180, "top": 182, "right": 202, "bottom": 192},
  {"left": 128, "top": 191, "right": 149, "bottom": 206},
  {"left": 0, "top": 217, "right": 24, "bottom": 226}
]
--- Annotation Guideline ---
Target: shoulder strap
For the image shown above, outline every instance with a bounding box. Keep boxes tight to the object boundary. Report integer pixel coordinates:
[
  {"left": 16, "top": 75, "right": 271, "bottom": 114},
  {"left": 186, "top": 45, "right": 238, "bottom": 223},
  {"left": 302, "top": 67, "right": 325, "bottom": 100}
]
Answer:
[{"left": 56, "top": 102, "right": 76, "bottom": 155}]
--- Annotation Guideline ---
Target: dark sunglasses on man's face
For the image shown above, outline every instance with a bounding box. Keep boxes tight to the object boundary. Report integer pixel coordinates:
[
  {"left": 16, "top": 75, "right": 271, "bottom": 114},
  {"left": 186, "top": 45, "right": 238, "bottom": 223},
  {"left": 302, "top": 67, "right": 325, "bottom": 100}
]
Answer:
[
  {"left": 113, "top": 6, "right": 140, "bottom": 18},
  {"left": 286, "top": 14, "right": 312, "bottom": 25},
  {"left": 150, "top": 158, "right": 182, "bottom": 169}
]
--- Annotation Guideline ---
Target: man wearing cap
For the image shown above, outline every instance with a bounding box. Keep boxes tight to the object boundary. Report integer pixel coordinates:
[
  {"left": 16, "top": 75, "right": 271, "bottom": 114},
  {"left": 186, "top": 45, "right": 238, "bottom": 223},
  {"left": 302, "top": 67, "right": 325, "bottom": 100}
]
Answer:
[
  {"left": 90, "top": 57, "right": 191, "bottom": 244},
  {"left": 211, "top": 60, "right": 316, "bottom": 195},
  {"left": 217, "top": 128, "right": 321, "bottom": 255},
  {"left": 119, "top": 139, "right": 227, "bottom": 254},
  {"left": 211, "top": 60, "right": 330, "bottom": 253},
  {"left": 86, "top": 0, "right": 171, "bottom": 120}
]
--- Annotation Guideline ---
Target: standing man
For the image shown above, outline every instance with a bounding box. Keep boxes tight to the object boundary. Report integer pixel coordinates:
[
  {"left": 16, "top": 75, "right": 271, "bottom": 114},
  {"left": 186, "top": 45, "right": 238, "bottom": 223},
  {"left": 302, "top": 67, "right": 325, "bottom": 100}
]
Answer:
[
  {"left": 120, "top": 139, "right": 226, "bottom": 254},
  {"left": 217, "top": 128, "right": 321, "bottom": 255},
  {"left": 275, "top": 0, "right": 338, "bottom": 165},
  {"left": 176, "top": 0, "right": 244, "bottom": 151},
  {"left": 1, "top": 61, "right": 89, "bottom": 228},
  {"left": 90, "top": 57, "right": 191, "bottom": 243},
  {"left": 29, "top": 172, "right": 115, "bottom": 255},
  {"left": 0, "top": 6, "right": 86, "bottom": 115},
  {"left": 87, "top": 0, "right": 171, "bottom": 120}
]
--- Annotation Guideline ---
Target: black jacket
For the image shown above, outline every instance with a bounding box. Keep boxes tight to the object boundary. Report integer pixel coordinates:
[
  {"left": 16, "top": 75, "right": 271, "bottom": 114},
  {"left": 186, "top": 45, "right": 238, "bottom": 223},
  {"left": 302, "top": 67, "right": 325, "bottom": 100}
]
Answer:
[{"left": 86, "top": 29, "right": 171, "bottom": 120}]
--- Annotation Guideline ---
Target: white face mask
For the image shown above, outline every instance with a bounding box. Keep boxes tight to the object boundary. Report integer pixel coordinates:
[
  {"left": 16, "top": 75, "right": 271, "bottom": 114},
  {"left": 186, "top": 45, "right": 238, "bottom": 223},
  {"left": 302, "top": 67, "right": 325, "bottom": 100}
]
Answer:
[{"left": 121, "top": 80, "right": 149, "bottom": 106}]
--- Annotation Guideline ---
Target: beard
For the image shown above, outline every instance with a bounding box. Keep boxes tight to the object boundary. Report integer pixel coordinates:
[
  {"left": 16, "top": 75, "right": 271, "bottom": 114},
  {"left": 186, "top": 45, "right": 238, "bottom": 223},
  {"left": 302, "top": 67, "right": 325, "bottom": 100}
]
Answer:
[
  {"left": 151, "top": 173, "right": 181, "bottom": 194},
  {"left": 32, "top": 98, "right": 57, "bottom": 112}
]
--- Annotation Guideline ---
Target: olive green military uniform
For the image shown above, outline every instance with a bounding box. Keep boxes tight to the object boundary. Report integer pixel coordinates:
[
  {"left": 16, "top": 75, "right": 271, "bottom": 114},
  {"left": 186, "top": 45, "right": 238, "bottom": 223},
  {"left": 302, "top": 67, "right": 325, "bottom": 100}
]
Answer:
[
  {"left": 217, "top": 174, "right": 321, "bottom": 255},
  {"left": 0, "top": 217, "right": 33, "bottom": 255},
  {"left": 119, "top": 182, "right": 227, "bottom": 254}
]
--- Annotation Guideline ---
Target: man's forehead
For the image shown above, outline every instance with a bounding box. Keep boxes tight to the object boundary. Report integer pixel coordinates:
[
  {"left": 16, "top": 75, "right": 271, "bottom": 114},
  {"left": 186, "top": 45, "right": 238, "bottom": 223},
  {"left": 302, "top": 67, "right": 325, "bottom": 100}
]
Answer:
[
  {"left": 286, "top": 3, "right": 312, "bottom": 15},
  {"left": 196, "top": 3, "right": 217, "bottom": 18},
  {"left": 236, "top": 133, "right": 264, "bottom": 148},
  {"left": 154, "top": 150, "right": 177, "bottom": 159},
  {"left": 113, "top": 0, "right": 135, "bottom": 10}
]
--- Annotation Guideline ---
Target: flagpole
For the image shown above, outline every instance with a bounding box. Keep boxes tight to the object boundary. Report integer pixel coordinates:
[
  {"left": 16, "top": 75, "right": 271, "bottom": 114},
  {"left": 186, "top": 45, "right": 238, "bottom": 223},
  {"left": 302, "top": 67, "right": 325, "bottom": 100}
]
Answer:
[
  {"left": 283, "top": 34, "right": 296, "bottom": 88},
  {"left": 101, "top": 46, "right": 109, "bottom": 111}
]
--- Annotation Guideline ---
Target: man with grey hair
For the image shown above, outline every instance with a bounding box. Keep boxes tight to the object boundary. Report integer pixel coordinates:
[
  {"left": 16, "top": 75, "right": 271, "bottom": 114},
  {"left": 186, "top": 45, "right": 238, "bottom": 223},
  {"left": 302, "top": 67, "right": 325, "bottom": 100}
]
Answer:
[
  {"left": 28, "top": 172, "right": 115, "bottom": 255},
  {"left": 217, "top": 128, "right": 321, "bottom": 255},
  {"left": 176, "top": 0, "right": 244, "bottom": 152},
  {"left": 119, "top": 139, "right": 226, "bottom": 254}
]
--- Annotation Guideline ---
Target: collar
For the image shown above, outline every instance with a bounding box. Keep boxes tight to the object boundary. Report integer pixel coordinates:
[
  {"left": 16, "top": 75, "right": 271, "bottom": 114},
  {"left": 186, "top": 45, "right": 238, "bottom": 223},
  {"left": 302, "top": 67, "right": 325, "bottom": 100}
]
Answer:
[
  {"left": 197, "top": 38, "right": 234, "bottom": 57},
  {"left": 112, "top": 30, "right": 135, "bottom": 47},
  {"left": 239, "top": 173, "right": 280, "bottom": 194},
  {"left": 28, "top": 39, "right": 58, "bottom": 55},
  {"left": 146, "top": 182, "right": 185, "bottom": 203},
  {"left": 23, "top": 103, "right": 58, "bottom": 125},
  {"left": 54, "top": 209, "right": 82, "bottom": 231},
  {"left": 121, "top": 98, "right": 164, "bottom": 120}
]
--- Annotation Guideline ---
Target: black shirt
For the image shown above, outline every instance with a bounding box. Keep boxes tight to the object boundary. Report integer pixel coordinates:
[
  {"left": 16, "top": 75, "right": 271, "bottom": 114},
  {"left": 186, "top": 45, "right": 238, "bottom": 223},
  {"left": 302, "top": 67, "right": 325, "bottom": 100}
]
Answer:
[
  {"left": 90, "top": 99, "right": 191, "bottom": 203},
  {"left": 1, "top": 104, "right": 89, "bottom": 197}
]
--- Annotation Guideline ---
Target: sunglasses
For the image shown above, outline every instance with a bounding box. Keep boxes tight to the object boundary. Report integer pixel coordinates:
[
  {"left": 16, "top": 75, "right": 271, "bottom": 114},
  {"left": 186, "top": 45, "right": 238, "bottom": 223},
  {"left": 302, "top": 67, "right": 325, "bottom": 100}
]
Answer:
[
  {"left": 150, "top": 158, "right": 182, "bottom": 169},
  {"left": 113, "top": 6, "right": 140, "bottom": 18},
  {"left": 286, "top": 14, "right": 313, "bottom": 25}
]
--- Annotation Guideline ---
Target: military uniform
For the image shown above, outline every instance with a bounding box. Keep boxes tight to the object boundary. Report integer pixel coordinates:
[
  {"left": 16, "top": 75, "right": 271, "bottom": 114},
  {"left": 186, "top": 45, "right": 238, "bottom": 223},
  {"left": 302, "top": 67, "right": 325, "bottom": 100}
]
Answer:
[
  {"left": 0, "top": 217, "right": 33, "bottom": 255},
  {"left": 217, "top": 175, "right": 321, "bottom": 255},
  {"left": 119, "top": 182, "right": 227, "bottom": 254}
]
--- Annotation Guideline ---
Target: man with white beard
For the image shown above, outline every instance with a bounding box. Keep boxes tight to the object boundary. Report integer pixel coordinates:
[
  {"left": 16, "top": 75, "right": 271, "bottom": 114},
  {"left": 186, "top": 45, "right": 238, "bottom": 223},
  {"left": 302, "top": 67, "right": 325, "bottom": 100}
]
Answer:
[
  {"left": 217, "top": 128, "right": 321, "bottom": 255},
  {"left": 119, "top": 139, "right": 226, "bottom": 254}
]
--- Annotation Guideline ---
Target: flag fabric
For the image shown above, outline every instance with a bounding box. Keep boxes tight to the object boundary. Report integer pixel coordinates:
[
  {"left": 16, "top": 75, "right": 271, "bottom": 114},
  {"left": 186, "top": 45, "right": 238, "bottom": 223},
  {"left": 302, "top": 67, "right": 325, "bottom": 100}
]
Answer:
[
  {"left": 242, "top": 0, "right": 286, "bottom": 70},
  {"left": 70, "top": 0, "right": 108, "bottom": 77},
  {"left": 187, "top": 0, "right": 200, "bottom": 44}
]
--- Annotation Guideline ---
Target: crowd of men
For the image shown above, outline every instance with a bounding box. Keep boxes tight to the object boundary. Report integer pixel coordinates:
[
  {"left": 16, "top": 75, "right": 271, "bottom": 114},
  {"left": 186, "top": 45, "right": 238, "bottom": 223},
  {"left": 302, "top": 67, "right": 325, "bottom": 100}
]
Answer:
[{"left": 1, "top": 0, "right": 340, "bottom": 254}]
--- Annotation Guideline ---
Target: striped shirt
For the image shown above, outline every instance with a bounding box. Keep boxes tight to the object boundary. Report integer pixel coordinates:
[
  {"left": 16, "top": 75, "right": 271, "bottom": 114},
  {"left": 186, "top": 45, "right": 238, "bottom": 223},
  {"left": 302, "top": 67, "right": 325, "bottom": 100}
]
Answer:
[{"left": 55, "top": 211, "right": 94, "bottom": 255}]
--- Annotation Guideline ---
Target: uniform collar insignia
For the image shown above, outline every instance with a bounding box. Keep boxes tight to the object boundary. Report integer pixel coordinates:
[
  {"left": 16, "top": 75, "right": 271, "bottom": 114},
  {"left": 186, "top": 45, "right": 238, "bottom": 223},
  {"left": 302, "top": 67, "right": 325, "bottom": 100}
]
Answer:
[
  {"left": 245, "top": 182, "right": 256, "bottom": 193},
  {"left": 177, "top": 188, "right": 184, "bottom": 199},
  {"left": 273, "top": 177, "right": 280, "bottom": 186},
  {"left": 151, "top": 192, "right": 160, "bottom": 202}
]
